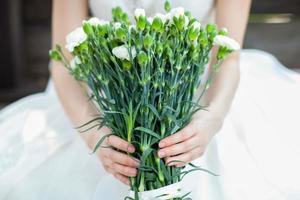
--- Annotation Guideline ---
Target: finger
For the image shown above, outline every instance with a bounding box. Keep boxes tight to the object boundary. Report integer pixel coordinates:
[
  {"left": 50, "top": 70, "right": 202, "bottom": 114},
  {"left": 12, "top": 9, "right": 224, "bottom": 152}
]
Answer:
[
  {"left": 107, "top": 135, "right": 135, "bottom": 153},
  {"left": 104, "top": 165, "right": 114, "bottom": 174},
  {"left": 109, "top": 149, "right": 139, "bottom": 167},
  {"left": 166, "top": 147, "right": 204, "bottom": 167},
  {"left": 159, "top": 124, "right": 195, "bottom": 148},
  {"left": 158, "top": 136, "right": 199, "bottom": 158},
  {"left": 114, "top": 173, "right": 130, "bottom": 185},
  {"left": 113, "top": 163, "right": 137, "bottom": 177}
]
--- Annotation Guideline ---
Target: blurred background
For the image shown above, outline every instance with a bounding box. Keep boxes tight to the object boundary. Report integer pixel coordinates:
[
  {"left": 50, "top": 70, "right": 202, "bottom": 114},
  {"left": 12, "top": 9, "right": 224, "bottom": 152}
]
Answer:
[{"left": 0, "top": 0, "right": 299, "bottom": 109}]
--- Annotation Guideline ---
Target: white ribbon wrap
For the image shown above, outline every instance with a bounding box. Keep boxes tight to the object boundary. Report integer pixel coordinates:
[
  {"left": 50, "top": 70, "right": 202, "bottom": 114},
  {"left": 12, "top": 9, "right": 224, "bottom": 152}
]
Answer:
[{"left": 129, "top": 181, "right": 186, "bottom": 200}]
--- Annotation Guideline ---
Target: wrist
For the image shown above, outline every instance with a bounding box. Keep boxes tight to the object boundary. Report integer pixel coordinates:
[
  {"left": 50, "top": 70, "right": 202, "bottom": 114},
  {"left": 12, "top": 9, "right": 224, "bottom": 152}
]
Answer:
[
  {"left": 192, "top": 106, "right": 224, "bottom": 134},
  {"left": 80, "top": 125, "right": 111, "bottom": 150},
  {"left": 194, "top": 105, "right": 224, "bottom": 123}
]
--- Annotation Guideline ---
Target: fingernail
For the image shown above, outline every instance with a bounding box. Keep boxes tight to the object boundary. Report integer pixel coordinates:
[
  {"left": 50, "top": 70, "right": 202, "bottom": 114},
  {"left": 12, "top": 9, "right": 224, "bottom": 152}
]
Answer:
[
  {"left": 132, "top": 157, "right": 140, "bottom": 164},
  {"left": 158, "top": 151, "right": 165, "bottom": 158},
  {"left": 159, "top": 142, "right": 165, "bottom": 148},
  {"left": 128, "top": 146, "right": 135, "bottom": 153},
  {"left": 133, "top": 160, "right": 140, "bottom": 167}
]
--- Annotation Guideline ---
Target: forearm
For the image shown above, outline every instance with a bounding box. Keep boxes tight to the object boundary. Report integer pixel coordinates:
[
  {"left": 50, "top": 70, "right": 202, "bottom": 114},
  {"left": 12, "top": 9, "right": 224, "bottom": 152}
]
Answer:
[
  {"left": 51, "top": 65, "right": 101, "bottom": 148},
  {"left": 196, "top": 0, "right": 251, "bottom": 123},
  {"left": 51, "top": 65, "right": 98, "bottom": 126},
  {"left": 51, "top": 0, "right": 101, "bottom": 148},
  {"left": 201, "top": 54, "right": 240, "bottom": 122}
]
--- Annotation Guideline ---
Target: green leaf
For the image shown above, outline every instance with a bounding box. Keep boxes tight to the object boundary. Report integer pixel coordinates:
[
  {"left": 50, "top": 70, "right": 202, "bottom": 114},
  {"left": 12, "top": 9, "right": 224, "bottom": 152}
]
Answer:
[
  {"left": 139, "top": 148, "right": 154, "bottom": 168},
  {"left": 103, "top": 110, "right": 125, "bottom": 115},
  {"left": 92, "top": 133, "right": 114, "bottom": 153},
  {"left": 75, "top": 117, "right": 102, "bottom": 129},
  {"left": 134, "top": 127, "right": 161, "bottom": 140},
  {"left": 180, "top": 163, "right": 219, "bottom": 179},
  {"left": 146, "top": 104, "right": 161, "bottom": 120},
  {"left": 78, "top": 123, "right": 102, "bottom": 133}
]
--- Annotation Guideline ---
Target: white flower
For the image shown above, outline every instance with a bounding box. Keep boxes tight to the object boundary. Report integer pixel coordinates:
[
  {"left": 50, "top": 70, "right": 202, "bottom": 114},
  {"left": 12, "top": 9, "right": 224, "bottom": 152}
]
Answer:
[
  {"left": 65, "top": 27, "right": 87, "bottom": 52},
  {"left": 84, "top": 17, "right": 100, "bottom": 26},
  {"left": 114, "top": 22, "right": 121, "bottom": 29},
  {"left": 191, "top": 21, "right": 201, "bottom": 30},
  {"left": 154, "top": 13, "right": 167, "bottom": 24},
  {"left": 83, "top": 17, "right": 109, "bottom": 26},
  {"left": 134, "top": 8, "right": 146, "bottom": 18},
  {"left": 213, "top": 35, "right": 240, "bottom": 50},
  {"left": 147, "top": 17, "right": 153, "bottom": 24},
  {"left": 165, "top": 13, "right": 171, "bottom": 21},
  {"left": 112, "top": 45, "right": 137, "bottom": 61},
  {"left": 170, "top": 7, "right": 185, "bottom": 18},
  {"left": 70, "top": 56, "right": 82, "bottom": 69}
]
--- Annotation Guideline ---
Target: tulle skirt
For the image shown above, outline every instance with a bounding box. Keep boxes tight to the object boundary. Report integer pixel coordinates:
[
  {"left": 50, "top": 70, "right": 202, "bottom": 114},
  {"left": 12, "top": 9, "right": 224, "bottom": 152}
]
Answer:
[{"left": 1, "top": 49, "right": 300, "bottom": 200}]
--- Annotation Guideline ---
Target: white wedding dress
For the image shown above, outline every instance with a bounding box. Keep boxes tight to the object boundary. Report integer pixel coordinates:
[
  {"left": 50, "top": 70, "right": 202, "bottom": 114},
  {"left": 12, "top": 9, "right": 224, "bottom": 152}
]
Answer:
[{"left": 1, "top": 0, "right": 300, "bottom": 199}]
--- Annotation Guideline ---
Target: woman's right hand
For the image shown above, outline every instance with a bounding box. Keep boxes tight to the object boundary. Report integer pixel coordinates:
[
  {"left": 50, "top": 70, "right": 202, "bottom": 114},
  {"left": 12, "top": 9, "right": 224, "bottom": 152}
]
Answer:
[{"left": 97, "top": 133, "right": 139, "bottom": 185}]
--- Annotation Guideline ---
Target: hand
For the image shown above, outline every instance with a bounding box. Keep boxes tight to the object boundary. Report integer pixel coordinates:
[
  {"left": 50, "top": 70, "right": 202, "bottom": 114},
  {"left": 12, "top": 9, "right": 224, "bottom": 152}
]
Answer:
[
  {"left": 96, "top": 129, "right": 139, "bottom": 185},
  {"left": 158, "top": 111, "right": 223, "bottom": 167}
]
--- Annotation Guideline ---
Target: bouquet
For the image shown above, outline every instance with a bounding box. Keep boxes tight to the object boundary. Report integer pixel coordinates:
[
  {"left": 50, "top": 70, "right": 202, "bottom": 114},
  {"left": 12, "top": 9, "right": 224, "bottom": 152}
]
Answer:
[{"left": 50, "top": 1, "right": 239, "bottom": 199}]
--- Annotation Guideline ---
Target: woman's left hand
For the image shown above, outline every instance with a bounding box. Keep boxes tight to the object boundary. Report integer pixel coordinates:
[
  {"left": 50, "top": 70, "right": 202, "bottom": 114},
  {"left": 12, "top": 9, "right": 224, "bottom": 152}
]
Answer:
[{"left": 158, "top": 110, "right": 223, "bottom": 167}]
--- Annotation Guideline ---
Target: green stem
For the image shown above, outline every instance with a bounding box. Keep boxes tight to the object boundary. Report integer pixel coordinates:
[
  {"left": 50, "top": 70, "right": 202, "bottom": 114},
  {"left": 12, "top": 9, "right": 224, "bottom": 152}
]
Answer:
[
  {"left": 155, "top": 156, "right": 165, "bottom": 185},
  {"left": 138, "top": 172, "right": 145, "bottom": 192}
]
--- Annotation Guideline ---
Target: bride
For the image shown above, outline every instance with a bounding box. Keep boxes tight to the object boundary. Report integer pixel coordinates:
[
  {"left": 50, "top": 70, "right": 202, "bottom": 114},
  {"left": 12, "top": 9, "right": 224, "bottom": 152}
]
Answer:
[{"left": 1, "top": 0, "right": 300, "bottom": 199}]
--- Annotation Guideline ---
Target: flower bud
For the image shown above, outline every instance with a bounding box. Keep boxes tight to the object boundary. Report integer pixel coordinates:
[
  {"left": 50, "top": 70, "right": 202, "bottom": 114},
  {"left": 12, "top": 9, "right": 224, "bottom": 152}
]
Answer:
[
  {"left": 137, "top": 51, "right": 148, "bottom": 66},
  {"left": 164, "top": 0, "right": 171, "bottom": 12},
  {"left": 191, "top": 21, "right": 201, "bottom": 30},
  {"left": 154, "top": 13, "right": 167, "bottom": 24},
  {"left": 170, "top": 7, "right": 185, "bottom": 19},
  {"left": 137, "top": 18, "right": 147, "bottom": 30},
  {"left": 135, "top": 38, "right": 143, "bottom": 49},
  {"left": 134, "top": 8, "right": 146, "bottom": 19},
  {"left": 143, "top": 34, "right": 154, "bottom": 48},
  {"left": 112, "top": 6, "right": 123, "bottom": 20},
  {"left": 155, "top": 42, "right": 163, "bottom": 56},
  {"left": 97, "top": 25, "right": 108, "bottom": 37},
  {"left": 219, "top": 28, "right": 228, "bottom": 36},
  {"left": 197, "top": 30, "right": 208, "bottom": 48},
  {"left": 49, "top": 49, "right": 62, "bottom": 61},
  {"left": 151, "top": 17, "right": 163, "bottom": 32},
  {"left": 122, "top": 60, "right": 132, "bottom": 70},
  {"left": 121, "top": 13, "right": 130, "bottom": 24},
  {"left": 165, "top": 46, "right": 173, "bottom": 58},
  {"left": 116, "top": 28, "right": 126, "bottom": 40},
  {"left": 82, "top": 22, "right": 94, "bottom": 35},
  {"left": 173, "top": 16, "right": 185, "bottom": 30},
  {"left": 206, "top": 24, "right": 217, "bottom": 38},
  {"left": 188, "top": 29, "right": 198, "bottom": 41}
]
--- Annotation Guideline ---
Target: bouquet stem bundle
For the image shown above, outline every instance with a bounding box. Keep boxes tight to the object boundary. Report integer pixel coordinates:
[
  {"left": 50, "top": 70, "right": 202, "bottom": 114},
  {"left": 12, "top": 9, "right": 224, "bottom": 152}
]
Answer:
[{"left": 50, "top": 2, "right": 239, "bottom": 199}]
